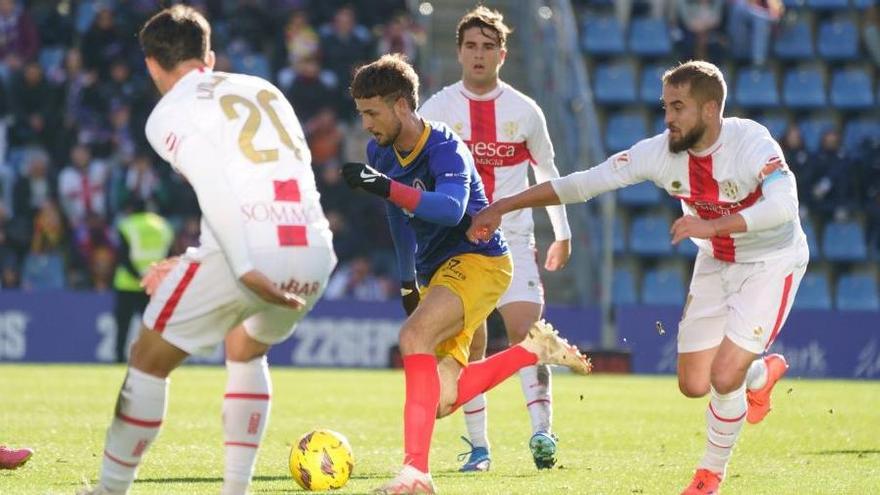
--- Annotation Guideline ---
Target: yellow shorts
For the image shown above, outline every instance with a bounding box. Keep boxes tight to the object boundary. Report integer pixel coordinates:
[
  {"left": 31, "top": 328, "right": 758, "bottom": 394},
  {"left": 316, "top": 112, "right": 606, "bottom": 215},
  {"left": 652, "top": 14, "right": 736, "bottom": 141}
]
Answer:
[{"left": 426, "top": 252, "right": 513, "bottom": 366}]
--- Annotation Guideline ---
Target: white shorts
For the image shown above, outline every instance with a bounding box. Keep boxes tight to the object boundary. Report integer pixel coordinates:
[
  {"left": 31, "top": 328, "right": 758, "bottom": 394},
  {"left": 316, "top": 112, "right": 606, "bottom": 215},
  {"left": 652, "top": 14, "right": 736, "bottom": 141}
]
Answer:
[
  {"left": 143, "top": 245, "right": 336, "bottom": 356},
  {"left": 677, "top": 248, "right": 808, "bottom": 355},
  {"left": 497, "top": 233, "right": 544, "bottom": 307}
]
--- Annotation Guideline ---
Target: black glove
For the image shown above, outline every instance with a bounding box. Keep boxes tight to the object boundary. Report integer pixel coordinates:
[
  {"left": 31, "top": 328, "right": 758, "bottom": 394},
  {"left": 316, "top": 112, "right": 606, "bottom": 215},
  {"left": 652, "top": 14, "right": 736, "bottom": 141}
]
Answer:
[
  {"left": 401, "top": 280, "right": 420, "bottom": 316},
  {"left": 342, "top": 162, "right": 392, "bottom": 198}
]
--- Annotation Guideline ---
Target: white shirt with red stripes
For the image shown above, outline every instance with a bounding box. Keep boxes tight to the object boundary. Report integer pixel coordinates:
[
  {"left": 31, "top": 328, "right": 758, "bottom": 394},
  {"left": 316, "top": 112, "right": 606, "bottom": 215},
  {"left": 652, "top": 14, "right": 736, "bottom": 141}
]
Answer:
[
  {"left": 420, "top": 80, "right": 571, "bottom": 240},
  {"left": 146, "top": 68, "right": 331, "bottom": 277},
  {"left": 58, "top": 161, "right": 108, "bottom": 225},
  {"left": 551, "top": 117, "right": 807, "bottom": 263}
]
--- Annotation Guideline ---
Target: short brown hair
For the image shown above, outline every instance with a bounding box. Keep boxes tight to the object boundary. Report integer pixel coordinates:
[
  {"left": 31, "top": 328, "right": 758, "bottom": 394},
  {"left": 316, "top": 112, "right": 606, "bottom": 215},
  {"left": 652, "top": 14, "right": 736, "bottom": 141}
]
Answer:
[
  {"left": 139, "top": 5, "right": 211, "bottom": 71},
  {"left": 456, "top": 6, "right": 512, "bottom": 48},
  {"left": 349, "top": 54, "right": 420, "bottom": 110},
  {"left": 662, "top": 60, "right": 727, "bottom": 109}
]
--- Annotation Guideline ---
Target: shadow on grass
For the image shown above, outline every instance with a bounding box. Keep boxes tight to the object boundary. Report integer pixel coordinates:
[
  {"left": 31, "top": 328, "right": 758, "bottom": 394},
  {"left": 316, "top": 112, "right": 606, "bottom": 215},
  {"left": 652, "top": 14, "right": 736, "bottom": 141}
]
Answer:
[
  {"left": 135, "top": 475, "right": 291, "bottom": 484},
  {"left": 806, "top": 449, "right": 880, "bottom": 455}
]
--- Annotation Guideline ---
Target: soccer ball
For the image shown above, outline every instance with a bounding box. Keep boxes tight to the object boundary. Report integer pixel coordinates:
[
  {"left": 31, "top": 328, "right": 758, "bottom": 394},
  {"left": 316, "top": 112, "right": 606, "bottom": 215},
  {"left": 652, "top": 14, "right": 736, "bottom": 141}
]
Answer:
[{"left": 289, "top": 429, "right": 354, "bottom": 491}]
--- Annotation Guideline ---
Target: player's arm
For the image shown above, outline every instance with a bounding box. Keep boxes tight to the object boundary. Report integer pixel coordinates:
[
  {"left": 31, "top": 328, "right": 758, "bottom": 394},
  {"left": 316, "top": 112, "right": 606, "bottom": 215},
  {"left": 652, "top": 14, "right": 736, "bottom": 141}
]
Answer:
[
  {"left": 169, "top": 130, "right": 304, "bottom": 309},
  {"left": 342, "top": 144, "right": 470, "bottom": 226},
  {"left": 739, "top": 163, "right": 799, "bottom": 231},
  {"left": 386, "top": 203, "right": 420, "bottom": 315},
  {"left": 468, "top": 146, "right": 651, "bottom": 242},
  {"left": 528, "top": 105, "right": 572, "bottom": 270}
]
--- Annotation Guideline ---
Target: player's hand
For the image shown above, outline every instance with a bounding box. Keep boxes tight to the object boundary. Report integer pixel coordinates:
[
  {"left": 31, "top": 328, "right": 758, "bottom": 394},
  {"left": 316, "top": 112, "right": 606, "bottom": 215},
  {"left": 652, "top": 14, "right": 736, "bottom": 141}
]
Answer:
[
  {"left": 544, "top": 239, "right": 571, "bottom": 271},
  {"left": 140, "top": 257, "right": 180, "bottom": 296},
  {"left": 239, "top": 270, "right": 306, "bottom": 310},
  {"left": 467, "top": 203, "right": 503, "bottom": 243},
  {"left": 670, "top": 215, "right": 717, "bottom": 244},
  {"left": 341, "top": 162, "right": 391, "bottom": 198},
  {"left": 400, "top": 280, "right": 420, "bottom": 316}
]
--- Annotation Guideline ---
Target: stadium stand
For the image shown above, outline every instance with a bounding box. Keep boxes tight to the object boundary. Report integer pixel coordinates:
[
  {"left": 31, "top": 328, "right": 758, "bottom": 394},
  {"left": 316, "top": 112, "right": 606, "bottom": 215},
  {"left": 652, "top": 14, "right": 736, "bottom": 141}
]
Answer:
[
  {"left": 0, "top": 1, "right": 411, "bottom": 299},
  {"left": 575, "top": 0, "right": 879, "bottom": 310}
]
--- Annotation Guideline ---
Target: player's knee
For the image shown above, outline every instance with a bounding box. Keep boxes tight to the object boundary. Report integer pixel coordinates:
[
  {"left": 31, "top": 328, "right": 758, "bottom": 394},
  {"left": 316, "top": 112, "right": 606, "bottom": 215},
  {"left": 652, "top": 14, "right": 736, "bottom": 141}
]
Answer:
[
  {"left": 399, "top": 323, "right": 433, "bottom": 355},
  {"left": 436, "top": 401, "right": 455, "bottom": 419},
  {"left": 436, "top": 390, "right": 459, "bottom": 418},
  {"left": 398, "top": 326, "right": 418, "bottom": 355},
  {"left": 507, "top": 325, "right": 530, "bottom": 345},
  {"left": 225, "top": 346, "right": 265, "bottom": 362},
  {"left": 709, "top": 372, "right": 745, "bottom": 395},
  {"left": 678, "top": 376, "right": 710, "bottom": 398}
]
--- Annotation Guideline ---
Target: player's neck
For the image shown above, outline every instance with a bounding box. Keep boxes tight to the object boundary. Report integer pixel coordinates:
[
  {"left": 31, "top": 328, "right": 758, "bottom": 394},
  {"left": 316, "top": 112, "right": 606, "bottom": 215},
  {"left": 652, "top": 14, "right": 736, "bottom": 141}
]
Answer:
[
  {"left": 462, "top": 76, "right": 499, "bottom": 96},
  {"left": 689, "top": 118, "right": 723, "bottom": 154},
  {"left": 160, "top": 60, "right": 209, "bottom": 94},
  {"left": 393, "top": 114, "right": 425, "bottom": 153}
]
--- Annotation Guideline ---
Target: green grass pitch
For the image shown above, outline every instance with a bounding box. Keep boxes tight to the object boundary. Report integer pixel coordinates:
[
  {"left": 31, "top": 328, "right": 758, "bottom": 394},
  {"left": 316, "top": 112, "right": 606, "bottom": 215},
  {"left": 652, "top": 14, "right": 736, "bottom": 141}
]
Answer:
[{"left": 1, "top": 364, "right": 878, "bottom": 494}]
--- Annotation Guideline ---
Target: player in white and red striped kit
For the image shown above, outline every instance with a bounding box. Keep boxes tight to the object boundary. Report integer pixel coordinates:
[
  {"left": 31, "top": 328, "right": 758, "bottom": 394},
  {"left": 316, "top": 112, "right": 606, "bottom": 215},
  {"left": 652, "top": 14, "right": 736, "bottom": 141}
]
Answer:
[
  {"left": 419, "top": 6, "right": 573, "bottom": 471},
  {"left": 468, "top": 61, "right": 808, "bottom": 494},
  {"left": 80, "top": 6, "right": 335, "bottom": 495}
]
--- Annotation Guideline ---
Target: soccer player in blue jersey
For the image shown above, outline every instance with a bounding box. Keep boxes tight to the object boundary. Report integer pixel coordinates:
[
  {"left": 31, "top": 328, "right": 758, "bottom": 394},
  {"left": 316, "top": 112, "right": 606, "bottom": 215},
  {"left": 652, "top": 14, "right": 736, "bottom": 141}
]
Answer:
[{"left": 343, "top": 54, "right": 591, "bottom": 494}]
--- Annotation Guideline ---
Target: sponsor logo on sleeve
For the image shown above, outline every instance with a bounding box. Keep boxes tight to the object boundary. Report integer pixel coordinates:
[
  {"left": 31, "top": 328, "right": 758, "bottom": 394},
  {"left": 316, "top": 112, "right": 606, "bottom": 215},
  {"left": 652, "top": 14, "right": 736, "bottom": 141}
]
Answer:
[
  {"left": 612, "top": 152, "right": 630, "bottom": 171},
  {"left": 758, "top": 156, "right": 786, "bottom": 181}
]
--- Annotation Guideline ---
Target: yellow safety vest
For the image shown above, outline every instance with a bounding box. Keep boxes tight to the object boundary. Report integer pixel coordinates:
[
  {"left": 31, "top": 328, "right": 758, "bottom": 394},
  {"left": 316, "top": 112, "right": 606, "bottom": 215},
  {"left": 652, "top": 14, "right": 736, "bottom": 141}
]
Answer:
[{"left": 113, "top": 212, "right": 174, "bottom": 292}]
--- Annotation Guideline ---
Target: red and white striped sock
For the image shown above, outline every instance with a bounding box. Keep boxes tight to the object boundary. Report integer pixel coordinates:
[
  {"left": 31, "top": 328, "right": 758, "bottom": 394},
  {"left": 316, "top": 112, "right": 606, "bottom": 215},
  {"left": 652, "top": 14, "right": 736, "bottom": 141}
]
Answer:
[
  {"left": 100, "top": 367, "right": 168, "bottom": 492},
  {"left": 519, "top": 364, "right": 552, "bottom": 434},
  {"left": 222, "top": 356, "right": 271, "bottom": 494},
  {"left": 698, "top": 383, "right": 747, "bottom": 477},
  {"left": 461, "top": 394, "right": 489, "bottom": 449}
]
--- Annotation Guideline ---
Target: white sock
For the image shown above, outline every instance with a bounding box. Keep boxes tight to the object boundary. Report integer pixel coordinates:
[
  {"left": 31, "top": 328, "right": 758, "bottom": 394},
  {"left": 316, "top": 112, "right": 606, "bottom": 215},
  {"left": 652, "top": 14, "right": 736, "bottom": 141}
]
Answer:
[
  {"left": 698, "top": 383, "right": 747, "bottom": 477},
  {"left": 520, "top": 364, "right": 552, "bottom": 434},
  {"left": 100, "top": 367, "right": 169, "bottom": 493},
  {"left": 746, "top": 358, "right": 768, "bottom": 390},
  {"left": 222, "top": 356, "right": 272, "bottom": 494},
  {"left": 462, "top": 394, "right": 489, "bottom": 450}
]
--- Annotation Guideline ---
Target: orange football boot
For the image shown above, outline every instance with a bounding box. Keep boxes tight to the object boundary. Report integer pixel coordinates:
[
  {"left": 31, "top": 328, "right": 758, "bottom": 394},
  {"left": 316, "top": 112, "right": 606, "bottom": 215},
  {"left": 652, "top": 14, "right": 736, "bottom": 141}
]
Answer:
[
  {"left": 681, "top": 469, "right": 722, "bottom": 495},
  {"left": 747, "top": 353, "right": 789, "bottom": 424}
]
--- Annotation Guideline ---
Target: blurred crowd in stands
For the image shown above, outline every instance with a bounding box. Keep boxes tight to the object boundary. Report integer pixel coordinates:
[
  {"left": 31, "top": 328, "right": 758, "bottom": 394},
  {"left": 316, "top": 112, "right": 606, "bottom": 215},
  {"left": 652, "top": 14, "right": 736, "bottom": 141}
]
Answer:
[{"left": 0, "top": 0, "right": 421, "bottom": 300}]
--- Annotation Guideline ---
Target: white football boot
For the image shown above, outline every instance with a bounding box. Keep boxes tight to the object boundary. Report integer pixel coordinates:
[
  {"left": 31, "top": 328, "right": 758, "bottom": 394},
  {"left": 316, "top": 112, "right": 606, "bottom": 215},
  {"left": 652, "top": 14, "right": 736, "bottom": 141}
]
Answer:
[
  {"left": 76, "top": 484, "right": 127, "bottom": 495},
  {"left": 519, "top": 320, "right": 592, "bottom": 375},
  {"left": 373, "top": 465, "right": 437, "bottom": 494}
]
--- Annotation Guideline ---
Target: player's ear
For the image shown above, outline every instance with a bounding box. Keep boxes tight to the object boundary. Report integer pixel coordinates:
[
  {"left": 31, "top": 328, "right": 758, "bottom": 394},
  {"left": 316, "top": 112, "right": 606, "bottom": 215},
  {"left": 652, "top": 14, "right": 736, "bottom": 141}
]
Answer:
[
  {"left": 392, "top": 96, "right": 409, "bottom": 119},
  {"left": 499, "top": 47, "right": 507, "bottom": 65},
  {"left": 144, "top": 57, "right": 160, "bottom": 82},
  {"left": 205, "top": 50, "right": 216, "bottom": 70},
  {"left": 702, "top": 99, "right": 718, "bottom": 120}
]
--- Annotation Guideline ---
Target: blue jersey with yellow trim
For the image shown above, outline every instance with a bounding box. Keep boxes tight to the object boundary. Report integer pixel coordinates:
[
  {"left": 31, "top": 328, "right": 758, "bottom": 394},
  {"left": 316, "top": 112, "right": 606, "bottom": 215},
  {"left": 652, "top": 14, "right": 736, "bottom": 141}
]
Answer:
[{"left": 367, "top": 121, "right": 507, "bottom": 283}]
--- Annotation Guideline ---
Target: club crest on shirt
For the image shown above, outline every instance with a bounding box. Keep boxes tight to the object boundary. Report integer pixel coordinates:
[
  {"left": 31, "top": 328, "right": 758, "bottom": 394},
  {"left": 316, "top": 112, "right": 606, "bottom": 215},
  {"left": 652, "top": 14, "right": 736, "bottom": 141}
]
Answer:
[
  {"left": 502, "top": 121, "right": 518, "bottom": 140},
  {"left": 402, "top": 179, "right": 427, "bottom": 218},
  {"left": 720, "top": 180, "right": 739, "bottom": 200}
]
